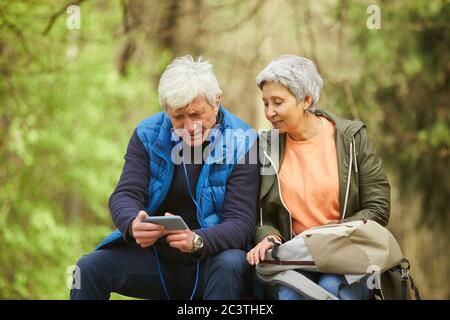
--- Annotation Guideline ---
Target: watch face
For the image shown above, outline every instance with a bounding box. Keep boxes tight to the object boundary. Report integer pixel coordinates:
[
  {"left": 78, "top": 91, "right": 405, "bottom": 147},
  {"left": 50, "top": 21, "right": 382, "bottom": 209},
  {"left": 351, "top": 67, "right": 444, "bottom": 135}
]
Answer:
[{"left": 194, "top": 234, "right": 203, "bottom": 250}]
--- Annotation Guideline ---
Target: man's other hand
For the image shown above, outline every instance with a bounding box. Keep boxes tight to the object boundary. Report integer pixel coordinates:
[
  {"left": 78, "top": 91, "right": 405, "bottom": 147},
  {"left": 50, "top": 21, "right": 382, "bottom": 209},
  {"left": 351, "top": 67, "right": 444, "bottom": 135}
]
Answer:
[{"left": 164, "top": 212, "right": 194, "bottom": 253}]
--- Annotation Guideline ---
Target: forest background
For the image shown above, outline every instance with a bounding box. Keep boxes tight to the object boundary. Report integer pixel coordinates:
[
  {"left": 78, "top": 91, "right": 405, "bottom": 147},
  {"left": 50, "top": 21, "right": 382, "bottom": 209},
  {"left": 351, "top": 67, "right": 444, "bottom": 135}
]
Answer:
[{"left": 0, "top": 0, "right": 448, "bottom": 299}]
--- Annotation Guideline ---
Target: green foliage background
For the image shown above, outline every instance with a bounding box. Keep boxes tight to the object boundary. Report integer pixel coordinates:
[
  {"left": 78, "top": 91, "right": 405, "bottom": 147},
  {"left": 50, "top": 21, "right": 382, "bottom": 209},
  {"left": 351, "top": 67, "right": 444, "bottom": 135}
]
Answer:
[{"left": 0, "top": 0, "right": 448, "bottom": 299}]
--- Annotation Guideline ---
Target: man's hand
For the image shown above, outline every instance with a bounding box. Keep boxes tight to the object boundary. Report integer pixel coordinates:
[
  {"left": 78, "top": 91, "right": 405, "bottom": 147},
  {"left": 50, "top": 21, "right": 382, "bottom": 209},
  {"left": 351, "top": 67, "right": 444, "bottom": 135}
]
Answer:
[
  {"left": 246, "top": 235, "right": 281, "bottom": 265},
  {"left": 131, "top": 211, "right": 168, "bottom": 248},
  {"left": 164, "top": 212, "right": 194, "bottom": 253}
]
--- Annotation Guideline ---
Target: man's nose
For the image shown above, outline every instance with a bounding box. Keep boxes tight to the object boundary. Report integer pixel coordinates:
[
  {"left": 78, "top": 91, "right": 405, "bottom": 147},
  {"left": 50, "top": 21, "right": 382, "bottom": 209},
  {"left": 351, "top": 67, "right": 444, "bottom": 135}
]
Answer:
[{"left": 184, "top": 118, "right": 196, "bottom": 134}]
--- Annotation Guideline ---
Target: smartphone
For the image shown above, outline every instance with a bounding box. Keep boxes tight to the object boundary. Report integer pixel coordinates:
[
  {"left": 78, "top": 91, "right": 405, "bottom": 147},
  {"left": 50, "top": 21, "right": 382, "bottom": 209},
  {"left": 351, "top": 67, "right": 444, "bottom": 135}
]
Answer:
[{"left": 143, "top": 215, "right": 188, "bottom": 231}]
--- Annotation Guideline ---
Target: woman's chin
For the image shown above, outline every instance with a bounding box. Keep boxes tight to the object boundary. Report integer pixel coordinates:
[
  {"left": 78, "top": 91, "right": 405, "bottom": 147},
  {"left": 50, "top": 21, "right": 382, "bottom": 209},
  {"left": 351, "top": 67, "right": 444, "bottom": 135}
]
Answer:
[{"left": 271, "top": 124, "right": 286, "bottom": 133}]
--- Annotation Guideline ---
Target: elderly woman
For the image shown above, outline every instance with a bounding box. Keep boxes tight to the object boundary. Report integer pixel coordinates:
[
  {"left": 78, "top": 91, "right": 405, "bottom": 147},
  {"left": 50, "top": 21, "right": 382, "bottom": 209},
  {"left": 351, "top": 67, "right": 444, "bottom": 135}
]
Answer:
[{"left": 247, "top": 55, "right": 390, "bottom": 300}]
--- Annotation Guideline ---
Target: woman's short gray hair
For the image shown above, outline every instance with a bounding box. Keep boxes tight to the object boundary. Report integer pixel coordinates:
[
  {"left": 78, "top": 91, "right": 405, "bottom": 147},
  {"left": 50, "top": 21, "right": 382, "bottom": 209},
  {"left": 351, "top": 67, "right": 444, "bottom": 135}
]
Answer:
[
  {"left": 158, "top": 55, "right": 222, "bottom": 110},
  {"left": 256, "top": 55, "right": 323, "bottom": 111}
]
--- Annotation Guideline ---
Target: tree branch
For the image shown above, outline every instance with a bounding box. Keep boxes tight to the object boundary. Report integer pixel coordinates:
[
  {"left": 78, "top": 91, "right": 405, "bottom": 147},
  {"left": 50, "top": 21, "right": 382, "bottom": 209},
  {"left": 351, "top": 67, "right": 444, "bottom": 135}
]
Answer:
[
  {"left": 343, "top": 79, "right": 360, "bottom": 119},
  {"left": 0, "top": 12, "right": 31, "bottom": 55},
  {"left": 211, "top": 0, "right": 265, "bottom": 34}
]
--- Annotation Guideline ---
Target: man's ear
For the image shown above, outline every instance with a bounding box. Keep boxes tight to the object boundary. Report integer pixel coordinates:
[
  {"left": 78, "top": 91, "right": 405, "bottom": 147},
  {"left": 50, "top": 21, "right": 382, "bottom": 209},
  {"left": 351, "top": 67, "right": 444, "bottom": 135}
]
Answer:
[{"left": 215, "top": 96, "right": 221, "bottom": 112}]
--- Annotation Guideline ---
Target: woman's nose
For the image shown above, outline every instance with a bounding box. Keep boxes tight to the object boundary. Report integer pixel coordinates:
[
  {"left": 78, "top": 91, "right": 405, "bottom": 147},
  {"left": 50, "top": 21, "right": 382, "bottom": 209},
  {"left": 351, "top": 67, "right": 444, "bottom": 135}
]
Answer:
[{"left": 266, "top": 106, "right": 277, "bottom": 119}]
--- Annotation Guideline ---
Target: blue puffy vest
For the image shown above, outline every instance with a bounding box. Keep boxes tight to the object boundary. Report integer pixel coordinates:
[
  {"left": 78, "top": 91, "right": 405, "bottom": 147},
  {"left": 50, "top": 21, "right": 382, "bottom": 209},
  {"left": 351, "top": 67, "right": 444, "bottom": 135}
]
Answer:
[{"left": 96, "top": 106, "right": 256, "bottom": 249}]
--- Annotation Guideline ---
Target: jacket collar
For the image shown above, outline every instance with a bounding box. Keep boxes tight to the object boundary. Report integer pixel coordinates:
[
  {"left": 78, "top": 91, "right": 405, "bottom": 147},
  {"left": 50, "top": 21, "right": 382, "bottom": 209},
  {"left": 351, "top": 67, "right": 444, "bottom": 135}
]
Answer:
[
  {"left": 259, "top": 109, "right": 366, "bottom": 201},
  {"left": 314, "top": 109, "right": 365, "bottom": 146}
]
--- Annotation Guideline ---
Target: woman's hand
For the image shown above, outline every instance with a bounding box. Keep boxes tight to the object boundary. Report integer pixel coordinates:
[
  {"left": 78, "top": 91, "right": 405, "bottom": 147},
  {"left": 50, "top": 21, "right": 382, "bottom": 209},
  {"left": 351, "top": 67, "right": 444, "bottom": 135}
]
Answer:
[{"left": 247, "top": 235, "right": 281, "bottom": 265}]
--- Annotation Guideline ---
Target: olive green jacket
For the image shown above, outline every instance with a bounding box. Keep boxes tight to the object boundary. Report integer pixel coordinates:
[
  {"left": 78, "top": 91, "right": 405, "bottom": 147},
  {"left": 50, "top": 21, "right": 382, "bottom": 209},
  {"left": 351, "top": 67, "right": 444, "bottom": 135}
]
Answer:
[{"left": 255, "top": 109, "right": 391, "bottom": 244}]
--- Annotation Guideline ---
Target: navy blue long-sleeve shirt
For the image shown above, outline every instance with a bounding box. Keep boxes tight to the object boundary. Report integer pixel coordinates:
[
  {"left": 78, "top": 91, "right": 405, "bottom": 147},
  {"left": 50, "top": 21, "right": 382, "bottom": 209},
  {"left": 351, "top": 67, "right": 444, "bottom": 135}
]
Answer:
[{"left": 109, "top": 128, "right": 259, "bottom": 262}]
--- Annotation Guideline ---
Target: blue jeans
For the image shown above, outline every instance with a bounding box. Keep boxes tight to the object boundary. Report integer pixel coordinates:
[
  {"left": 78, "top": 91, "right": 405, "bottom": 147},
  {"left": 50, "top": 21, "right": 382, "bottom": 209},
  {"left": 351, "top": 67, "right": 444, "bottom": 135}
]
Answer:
[
  {"left": 254, "top": 270, "right": 373, "bottom": 300},
  {"left": 70, "top": 244, "right": 248, "bottom": 300}
]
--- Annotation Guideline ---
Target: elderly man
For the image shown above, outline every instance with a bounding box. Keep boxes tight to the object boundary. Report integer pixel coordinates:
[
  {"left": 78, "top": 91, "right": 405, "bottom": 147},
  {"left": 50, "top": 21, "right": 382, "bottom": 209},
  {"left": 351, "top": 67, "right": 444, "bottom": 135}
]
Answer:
[{"left": 70, "top": 56, "right": 259, "bottom": 300}]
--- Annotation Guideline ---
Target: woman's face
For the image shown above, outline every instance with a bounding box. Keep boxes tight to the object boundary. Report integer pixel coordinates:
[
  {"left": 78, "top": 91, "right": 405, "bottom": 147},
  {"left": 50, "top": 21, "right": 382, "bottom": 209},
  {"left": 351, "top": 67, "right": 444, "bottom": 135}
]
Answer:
[{"left": 261, "top": 81, "right": 308, "bottom": 133}]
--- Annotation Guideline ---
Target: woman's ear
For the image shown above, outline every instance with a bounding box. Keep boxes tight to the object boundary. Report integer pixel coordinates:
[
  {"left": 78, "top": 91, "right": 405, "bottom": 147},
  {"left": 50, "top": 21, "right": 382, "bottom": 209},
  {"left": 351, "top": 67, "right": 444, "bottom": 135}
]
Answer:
[
  {"left": 304, "top": 96, "right": 313, "bottom": 109},
  {"left": 300, "top": 96, "right": 313, "bottom": 112}
]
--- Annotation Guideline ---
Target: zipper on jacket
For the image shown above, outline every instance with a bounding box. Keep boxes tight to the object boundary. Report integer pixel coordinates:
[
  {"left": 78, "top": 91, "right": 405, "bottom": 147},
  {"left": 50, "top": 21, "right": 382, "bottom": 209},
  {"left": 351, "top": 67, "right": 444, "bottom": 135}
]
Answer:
[
  {"left": 259, "top": 208, "right": 263, "bottom": 226},
  {"left": 263, "top": 150, "right": 294, "bottom": 240},
  {"left": 341, "top": 140, "right": 353, "bottom": 221},
  {"left": 352, "top": 136, "right": 358, "bottom": 173},
  {"left": 150, "top": 148, "right": 175, "bottom": 216},
  {"left": 196, "top": 123, "right": 225, "bottom": 228}
]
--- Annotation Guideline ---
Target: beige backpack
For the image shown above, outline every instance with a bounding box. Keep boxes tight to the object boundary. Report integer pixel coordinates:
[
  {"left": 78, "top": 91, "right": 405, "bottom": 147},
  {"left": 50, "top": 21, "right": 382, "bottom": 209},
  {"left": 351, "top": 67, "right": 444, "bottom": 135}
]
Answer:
[{"left": 256, "top": 220, "right": 420, "bottom": 300}]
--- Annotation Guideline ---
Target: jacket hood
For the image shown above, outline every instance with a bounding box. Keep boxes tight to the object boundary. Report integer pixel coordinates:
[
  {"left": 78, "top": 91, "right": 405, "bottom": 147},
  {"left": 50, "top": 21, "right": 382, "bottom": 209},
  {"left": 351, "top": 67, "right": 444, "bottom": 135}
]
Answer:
[{"left": 314, "top": 109, "right": 365, "bottom": 144}]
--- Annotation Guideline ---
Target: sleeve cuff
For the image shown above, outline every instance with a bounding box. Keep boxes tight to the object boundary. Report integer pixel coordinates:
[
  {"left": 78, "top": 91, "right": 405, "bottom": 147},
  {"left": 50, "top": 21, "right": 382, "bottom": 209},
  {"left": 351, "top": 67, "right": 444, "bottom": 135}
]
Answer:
[{"left": 123, "top": 220, "right": 136, "bottom": 245}]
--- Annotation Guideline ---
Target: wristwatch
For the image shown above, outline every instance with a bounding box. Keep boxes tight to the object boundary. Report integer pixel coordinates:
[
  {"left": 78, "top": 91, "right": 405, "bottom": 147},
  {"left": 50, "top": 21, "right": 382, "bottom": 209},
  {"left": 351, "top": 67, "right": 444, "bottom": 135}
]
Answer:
[{"left": 192, "top": 232, "right": 204, "bottom": 252}]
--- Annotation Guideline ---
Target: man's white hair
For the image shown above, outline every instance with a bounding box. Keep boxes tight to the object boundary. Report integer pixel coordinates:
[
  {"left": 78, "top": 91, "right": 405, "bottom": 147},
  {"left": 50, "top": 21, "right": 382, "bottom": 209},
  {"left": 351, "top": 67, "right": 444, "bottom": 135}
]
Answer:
[
  {"left": 256, "top": 55, "right": 323, "bottom": 111},
  {"left": 158, "top": 55, "right": 222, "bottom": 110}
]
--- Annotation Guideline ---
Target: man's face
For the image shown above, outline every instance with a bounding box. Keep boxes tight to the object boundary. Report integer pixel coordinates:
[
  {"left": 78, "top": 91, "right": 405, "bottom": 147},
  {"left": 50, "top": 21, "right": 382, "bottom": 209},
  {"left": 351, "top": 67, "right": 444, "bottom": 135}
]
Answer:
[{"left": 166, "top": 97, "right": 219, "bottom": 147}]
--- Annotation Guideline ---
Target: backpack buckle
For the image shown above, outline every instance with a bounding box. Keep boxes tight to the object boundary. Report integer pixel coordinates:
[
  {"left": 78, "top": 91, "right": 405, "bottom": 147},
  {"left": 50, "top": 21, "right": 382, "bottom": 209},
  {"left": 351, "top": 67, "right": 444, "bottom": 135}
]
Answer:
[
  {"left": 400, "top": 258, "right": 411, "bottom": 281},
  {"left": 401, "top": 268, "right": 410, "bottom": 281},
  {"left": 268, "top": 237, "right": 282, "bottom": 261}
]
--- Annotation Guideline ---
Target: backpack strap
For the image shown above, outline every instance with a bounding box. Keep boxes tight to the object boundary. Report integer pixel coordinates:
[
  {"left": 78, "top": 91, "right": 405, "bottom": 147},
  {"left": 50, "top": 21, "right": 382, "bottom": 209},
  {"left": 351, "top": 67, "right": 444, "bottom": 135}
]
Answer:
[
  {"left": 400, "top": 258, "right": 421, "bottom": 300},
  {"left": 400, "top": 259, "right": 409, "bottom": 300},
  {"left": 409, "top": 275, "right": 421, "bottom": 300},
  {"left": 256, "top": 269, "right": 339, "bottom": 300}
]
